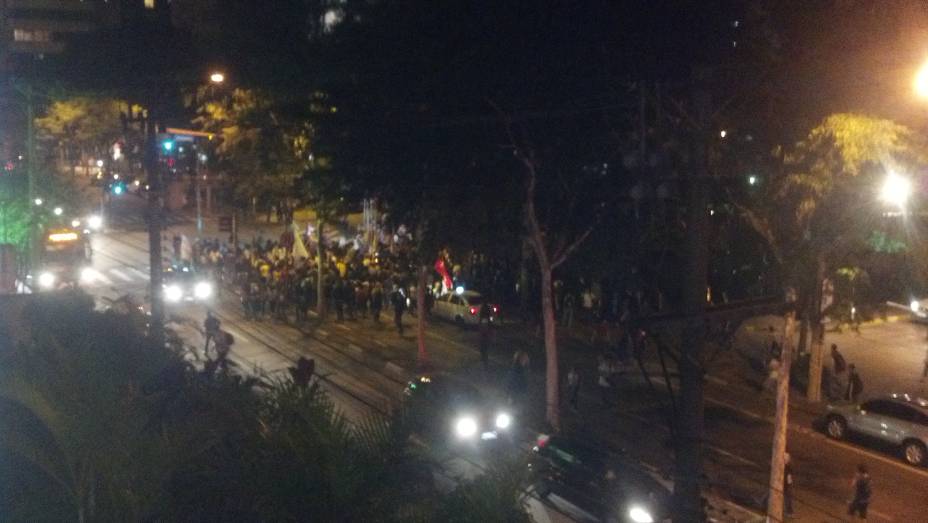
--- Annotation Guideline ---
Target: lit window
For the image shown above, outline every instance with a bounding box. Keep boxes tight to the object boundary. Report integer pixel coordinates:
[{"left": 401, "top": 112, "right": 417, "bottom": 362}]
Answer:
[{"left": 144, "top": 0, "right": 155, "bottom": 8}]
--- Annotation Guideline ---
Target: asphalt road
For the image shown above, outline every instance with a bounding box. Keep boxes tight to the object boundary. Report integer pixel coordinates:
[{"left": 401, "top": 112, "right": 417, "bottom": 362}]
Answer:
[
  {"left": 82, "top": 193, "right": 928, "bottom": 521},
  {"left": 82, "top": 194, "right": 575, "bottom": 523}
]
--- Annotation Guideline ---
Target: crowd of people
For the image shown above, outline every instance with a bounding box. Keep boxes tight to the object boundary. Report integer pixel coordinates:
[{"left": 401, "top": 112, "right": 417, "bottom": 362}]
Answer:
[{"left": 181, "top": 232, "right": 419, "bottom": 332}]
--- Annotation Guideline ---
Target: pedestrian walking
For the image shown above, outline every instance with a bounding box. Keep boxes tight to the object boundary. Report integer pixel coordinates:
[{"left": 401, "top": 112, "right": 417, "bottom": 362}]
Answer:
[
  {"left": 562, "top": 293, "right": 576, "bottom": 328},
  {"left": 391, "top": 286, "right": 406, "bottom": 335},
  {"left": 566, "top": 366, "right": 581, "bottom": 411},
  {"left": 848, "top": 464, "right": 872, "bottom": 519},
  {"left": 371, "top": 282, "right": 384, "bottom": 323},
  {"left": 763, "top": 452, "right": 794, "bottom": 517},
  {"left": 763, "top": 356, "right": 780, "bottom": 394},
  {"left": 783, "top": 453, "right": 795, "bottom": 517},
  {"left": 203, "top": 311, "right": 220, "bottom": 355},
  {"left": 846, "top": 364, "right": 864, "bottom": 402},
  {"left": 831, "top": 343, "right": 847, "bottom": 374}
]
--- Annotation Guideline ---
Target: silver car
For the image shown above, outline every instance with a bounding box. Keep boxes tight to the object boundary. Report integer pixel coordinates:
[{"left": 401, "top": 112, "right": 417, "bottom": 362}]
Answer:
[
  {"left": 824, "top": 393, "right": 928, "bottom": 466},
  {"left": 431, "top": 290, "right": 497, "bottom": 326}
]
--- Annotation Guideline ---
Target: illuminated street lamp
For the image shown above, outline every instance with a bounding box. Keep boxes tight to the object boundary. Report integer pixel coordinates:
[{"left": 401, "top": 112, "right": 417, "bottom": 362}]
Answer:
[
  {"left": 33, "top": 198, "right": 42, "bottom": 206},
  {"left": 210, "top": 71, "right": 225, "bottom": 84},
  {"left": 880, "top": 171, "right": 912, "bottom": 210},
  {"left": 53, "top": 206, "right": 63, "bottom": 216},
  {"left": 915, "top": 61, "right": 928, "bottom": 99}
]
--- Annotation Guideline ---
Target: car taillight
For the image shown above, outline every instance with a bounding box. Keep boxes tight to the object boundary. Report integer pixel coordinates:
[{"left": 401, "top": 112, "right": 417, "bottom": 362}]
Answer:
[
  {"left": 469, "top": 306, "right": 478, "bottom": 315},
  {"left": 492, "top": 305, "right": 499, "bottom": 313}
]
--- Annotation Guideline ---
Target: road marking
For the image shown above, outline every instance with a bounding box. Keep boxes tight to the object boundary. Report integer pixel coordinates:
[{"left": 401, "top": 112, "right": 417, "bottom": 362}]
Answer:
[
  {"left": 708, "top": 445, "right": 759, "bottom": 467},
  {"left": 94, "top": 273, "right": 113, "bottom": 285},
  {"left": 129, "top": 268, "right": 149, "bottom": 279},
  {"left": 109, "top": 268, "right": 134, "bottom": 282},
  {"left": 316, "top": 328, "right": 328, "bottom": 337},
  {"left": 335, "top": 323, "right": 350, "bottom": 330},
  {"left": 705, "top": 397, "right": 928, "bottom": 480}
]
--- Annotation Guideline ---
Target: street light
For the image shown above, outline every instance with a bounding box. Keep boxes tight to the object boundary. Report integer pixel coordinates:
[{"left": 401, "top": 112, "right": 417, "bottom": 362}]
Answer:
[
  {"left": 33, "top": 198, "right": 42, "bottom": 206},
  {"left": 210, "top": 72, "right": 225, "bottom": 84},
  {"left": 915, "top": 61, "right": 928, "bottom": 99},
  {"left": 53, "top": 206, "right": 62, "bottom": 216},
  {"left": 880, "top": 171, "right": 912, "bottom": 210}
]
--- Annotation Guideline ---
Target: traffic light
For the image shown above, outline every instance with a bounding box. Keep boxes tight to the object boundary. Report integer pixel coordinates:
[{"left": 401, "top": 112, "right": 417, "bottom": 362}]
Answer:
[
  {"left": 111, "top": 182, "right": 125, "bottom": 195},
  {"left": 162, "top": 140, "right": 174, "bottom": 152}
]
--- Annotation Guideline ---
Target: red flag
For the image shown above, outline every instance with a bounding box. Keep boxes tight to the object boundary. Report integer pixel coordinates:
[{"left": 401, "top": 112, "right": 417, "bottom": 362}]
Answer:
[{"left": 434, "top": 258, "right": 452, "bottom": 290}]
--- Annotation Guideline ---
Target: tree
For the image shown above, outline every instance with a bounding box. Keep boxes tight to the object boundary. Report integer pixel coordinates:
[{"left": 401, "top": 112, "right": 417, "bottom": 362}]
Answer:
[
  {"left": 0, "top": 293, "right": 532, "bottom": 522},
  {"left": 736, "top": 113, "right": 928, "bottom": 401},
  {"left": 195, "top": 88, "right": 310, "bottom": 219},
  {"left": 35, "top": 97, "right": 127, "bottom": 178}
]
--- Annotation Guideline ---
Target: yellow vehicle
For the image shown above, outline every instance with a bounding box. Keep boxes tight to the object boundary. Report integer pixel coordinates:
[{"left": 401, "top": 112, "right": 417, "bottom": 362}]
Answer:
[{"left": 34, "top": 228, "right": 93, "bottom": 291}]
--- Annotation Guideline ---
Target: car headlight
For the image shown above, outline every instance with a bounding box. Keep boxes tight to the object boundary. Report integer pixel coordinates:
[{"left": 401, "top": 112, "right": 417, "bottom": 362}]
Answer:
[
  {"left": 194, "top": 281, "right": 213, "bottom": 299},
  {"left": 87, "top": 215, "right": 103, "bottom": 230},
  {"left": 80, "top": 267, "right": 99, "bottom": 284},
  {"left": 455, "top": 416, "right": 478, "bottom": 439},
  {"left": 38, "top": 271, "right": 55, "bottom": 289},
  {"left": 628, "top": 506, "right": 654, "bottom": 523},
  {"left": 495, "top": 412, "right": 512, "bottom": 430},
  {"left": 164, "top": 284, "right": 183, "bottom": 302}
]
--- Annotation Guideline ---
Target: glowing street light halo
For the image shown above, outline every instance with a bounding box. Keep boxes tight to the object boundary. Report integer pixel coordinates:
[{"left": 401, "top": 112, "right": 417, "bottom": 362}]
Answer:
[
  {"left": 916, "top": 61, "right": 928, "bottom": 99},
  {"left": 210, "top": 72, "right": 225, "bottom": 84},
  {"left": 880, "top": 171, "right": 913, "bottom": 210}
]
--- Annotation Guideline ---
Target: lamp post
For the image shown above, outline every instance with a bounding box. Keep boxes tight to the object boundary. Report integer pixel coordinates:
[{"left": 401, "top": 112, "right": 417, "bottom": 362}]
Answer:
[{"left": 195, "top": 71, "right": 225, "bottom": 237}]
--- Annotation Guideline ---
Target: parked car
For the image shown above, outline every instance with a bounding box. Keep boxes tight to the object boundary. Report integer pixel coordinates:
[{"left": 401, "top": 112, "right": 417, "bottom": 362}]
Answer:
[
  {"left": 529, "top": 434, "right": 671, "bottom": 522},
  {"left": 431, "top": 289, "right": 497, "bottom": 326},
  {"left": 824, "top": 393, "right": 928, "bottom": 466}
]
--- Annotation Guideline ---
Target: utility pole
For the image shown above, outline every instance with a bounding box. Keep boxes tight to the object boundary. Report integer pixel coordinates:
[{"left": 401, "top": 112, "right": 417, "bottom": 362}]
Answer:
[
  {"left": 767, "top": 303, "right": 796, "bottom": 522},
  {"left": 25, "top": 81, "right": 38, "bottom": 277},
  {"left": 144, "top": 116, "right": 165, "bottom": 347},
  {"left": 674, "top": 72, "right": 711, "bottom": 522}
]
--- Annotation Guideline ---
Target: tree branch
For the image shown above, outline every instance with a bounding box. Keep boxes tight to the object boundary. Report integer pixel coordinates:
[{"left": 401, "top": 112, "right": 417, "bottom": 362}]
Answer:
[
  {"left": 728, "top": 196, "right": 784, "bottom": 265},
  {"left": 551, "top": 224, "right": 595, "bottom": 269}
]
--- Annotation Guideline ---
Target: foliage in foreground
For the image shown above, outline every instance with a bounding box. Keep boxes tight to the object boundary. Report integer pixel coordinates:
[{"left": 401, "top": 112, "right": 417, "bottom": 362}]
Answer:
[{"left": 0, "top": 294, "right": 529, "bottom": 522}]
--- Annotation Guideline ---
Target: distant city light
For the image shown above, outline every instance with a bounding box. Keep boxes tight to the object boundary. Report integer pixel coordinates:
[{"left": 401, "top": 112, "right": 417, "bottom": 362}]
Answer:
[
  {"left": 748, "top": 175, "right": 757, "bottom": 186},
  {"left": 96, "top": 159, "right": 104, "bottom": 167},
  {"left": 210, "top": 72, "right": 225, "bottom": 84},
  {"left": 53, "top": 206, "right": 63, "bottom": 216},
  {"left": 720, "top": 130, "right": 727, "bottom": 138},
  {"left": 33, "top": 198, "right": 43, "bottom": 206}
]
